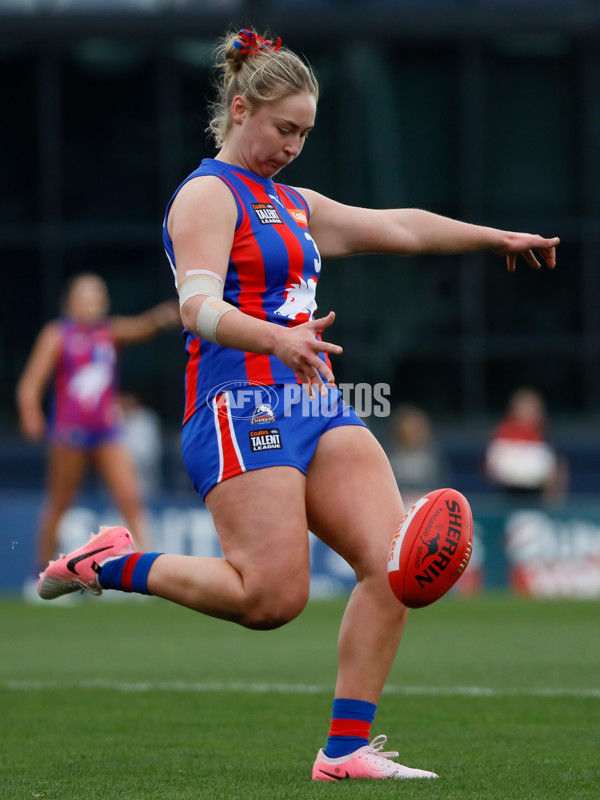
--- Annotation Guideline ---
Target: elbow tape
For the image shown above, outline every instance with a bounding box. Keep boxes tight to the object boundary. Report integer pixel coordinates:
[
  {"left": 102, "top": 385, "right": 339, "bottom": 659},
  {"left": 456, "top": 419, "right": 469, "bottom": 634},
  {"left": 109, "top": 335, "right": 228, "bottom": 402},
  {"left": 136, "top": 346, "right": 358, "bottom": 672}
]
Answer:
[
  {"left": 196, "top": 298, "right": 235, "bottom": 344},
  {"left": 177, "top": 272, "right": 224, "bottom": 310},
  {"left": 177, "top": 272, "right": 235, "bottom": 344}
]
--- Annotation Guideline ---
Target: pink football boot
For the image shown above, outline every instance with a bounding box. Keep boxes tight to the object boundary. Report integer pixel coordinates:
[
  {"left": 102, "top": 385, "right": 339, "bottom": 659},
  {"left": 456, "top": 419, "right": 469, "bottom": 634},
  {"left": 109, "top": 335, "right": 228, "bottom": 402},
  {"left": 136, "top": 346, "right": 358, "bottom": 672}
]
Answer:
[
  {"left": 312, "top": 735, "right": 439, "bottom": 781},
  {"left": 37, "top": 526, "right": 135, "bottom": 600}
]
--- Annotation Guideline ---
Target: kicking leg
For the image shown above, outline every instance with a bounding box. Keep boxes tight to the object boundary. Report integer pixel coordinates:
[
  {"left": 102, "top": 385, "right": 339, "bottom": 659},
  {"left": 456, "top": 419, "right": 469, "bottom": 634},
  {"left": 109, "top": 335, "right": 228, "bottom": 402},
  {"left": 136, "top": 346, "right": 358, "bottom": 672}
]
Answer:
[
  {"left": 306, "top": 425, "right": 438, "bottom": 780},
  {"left": 307, "top": 424, "right": 408, "bottom": 702}
]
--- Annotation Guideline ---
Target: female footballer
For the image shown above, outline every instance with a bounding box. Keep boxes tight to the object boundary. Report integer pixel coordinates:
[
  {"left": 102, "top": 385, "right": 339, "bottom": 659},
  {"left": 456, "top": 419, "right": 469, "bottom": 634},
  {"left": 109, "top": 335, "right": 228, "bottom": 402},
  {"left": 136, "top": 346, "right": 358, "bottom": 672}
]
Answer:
[
  {"left": 18, "top": 272, "right": 178, "bottom": 592},
  {"left": 38, "top": 30, "right": 558, "bottom": 780}
]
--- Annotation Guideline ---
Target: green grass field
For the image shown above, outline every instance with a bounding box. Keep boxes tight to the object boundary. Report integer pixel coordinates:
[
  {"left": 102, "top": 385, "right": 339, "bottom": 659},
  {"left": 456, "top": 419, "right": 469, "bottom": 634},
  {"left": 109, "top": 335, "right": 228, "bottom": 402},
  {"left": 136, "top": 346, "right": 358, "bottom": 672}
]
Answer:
[{"left": 1, "top": 593, "right": 598, "bottom": 800}]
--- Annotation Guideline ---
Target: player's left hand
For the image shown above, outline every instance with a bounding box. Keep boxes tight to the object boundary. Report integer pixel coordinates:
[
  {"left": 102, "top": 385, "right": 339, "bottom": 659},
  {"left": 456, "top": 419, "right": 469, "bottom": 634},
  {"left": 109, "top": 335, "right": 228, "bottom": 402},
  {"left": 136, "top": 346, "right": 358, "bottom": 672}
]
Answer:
[
  {"left": 272, "top": 311, "right": 342, "bottom": 399},
  {"left": 494, "top": 233, "right": 559, "bottom": 272}
]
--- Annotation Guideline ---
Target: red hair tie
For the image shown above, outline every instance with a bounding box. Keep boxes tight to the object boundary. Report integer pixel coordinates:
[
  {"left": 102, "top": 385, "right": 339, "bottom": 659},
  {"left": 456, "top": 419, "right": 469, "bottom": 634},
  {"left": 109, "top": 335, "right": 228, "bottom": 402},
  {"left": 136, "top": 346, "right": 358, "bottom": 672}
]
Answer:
[{"left": 233, "top": 29, "right": 282, "bottom": 55}]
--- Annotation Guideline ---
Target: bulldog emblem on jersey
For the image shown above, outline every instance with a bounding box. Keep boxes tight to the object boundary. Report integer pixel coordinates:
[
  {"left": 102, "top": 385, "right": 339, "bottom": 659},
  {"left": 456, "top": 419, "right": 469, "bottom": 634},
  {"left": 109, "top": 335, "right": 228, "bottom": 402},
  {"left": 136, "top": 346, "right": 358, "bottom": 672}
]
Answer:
[{"left": 274, "top": 277, "right": 317, "bottom": 321}]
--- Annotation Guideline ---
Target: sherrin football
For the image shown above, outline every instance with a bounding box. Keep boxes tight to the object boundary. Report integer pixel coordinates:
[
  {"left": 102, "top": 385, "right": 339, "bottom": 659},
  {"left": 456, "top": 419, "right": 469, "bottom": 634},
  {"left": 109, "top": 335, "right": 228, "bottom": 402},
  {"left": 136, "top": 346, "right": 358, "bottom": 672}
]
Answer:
[{"left": 387, "top": 488, "right": 473, "bottom": 609}]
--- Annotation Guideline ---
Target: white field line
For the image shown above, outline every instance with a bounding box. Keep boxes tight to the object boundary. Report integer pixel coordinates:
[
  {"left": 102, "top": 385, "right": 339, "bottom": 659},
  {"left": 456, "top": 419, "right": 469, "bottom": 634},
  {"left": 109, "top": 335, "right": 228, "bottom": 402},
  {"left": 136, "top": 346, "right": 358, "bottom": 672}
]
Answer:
[{"left": 1, "top": 680, "right": 599, "bottom": 698}]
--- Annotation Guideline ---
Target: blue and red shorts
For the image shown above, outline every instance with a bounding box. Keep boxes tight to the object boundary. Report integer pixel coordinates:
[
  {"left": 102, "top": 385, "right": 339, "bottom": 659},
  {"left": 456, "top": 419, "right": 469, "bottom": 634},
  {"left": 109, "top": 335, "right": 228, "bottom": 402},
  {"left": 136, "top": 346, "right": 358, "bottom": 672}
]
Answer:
[
  {"left": 181, "top": 383, "right": 366, "bottom": 499},
  {"left": 49, "top": 424, "right": 123, "bottom": 450}
]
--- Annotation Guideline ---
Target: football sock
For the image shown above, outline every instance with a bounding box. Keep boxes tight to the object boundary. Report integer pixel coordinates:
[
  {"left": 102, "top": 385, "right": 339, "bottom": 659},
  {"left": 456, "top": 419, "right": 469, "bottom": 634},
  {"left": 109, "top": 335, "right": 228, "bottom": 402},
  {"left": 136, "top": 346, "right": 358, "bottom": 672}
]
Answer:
[
  {"left": 324, "top": 697, "right": 377, "bottom": 758},
  {"left": 97, "top": 552, "right": 162, "bottom": 594}
]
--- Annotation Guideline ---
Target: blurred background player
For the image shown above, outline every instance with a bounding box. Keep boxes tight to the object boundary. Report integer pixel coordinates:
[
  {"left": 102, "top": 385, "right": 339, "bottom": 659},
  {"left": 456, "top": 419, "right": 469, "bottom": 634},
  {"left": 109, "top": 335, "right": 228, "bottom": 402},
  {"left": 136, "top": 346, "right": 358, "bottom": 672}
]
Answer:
[
  {"left": 37, "top": 29, "right": 558, "bottom": 781},
  {"left": 387, "top": 404, "right": 452, "bottom": 506},
  {"left": 485, "top": 386, "right": 569, "bottom": 504},
  {"left": 16, "top": 272, "right": 179, "bottom": 597}
]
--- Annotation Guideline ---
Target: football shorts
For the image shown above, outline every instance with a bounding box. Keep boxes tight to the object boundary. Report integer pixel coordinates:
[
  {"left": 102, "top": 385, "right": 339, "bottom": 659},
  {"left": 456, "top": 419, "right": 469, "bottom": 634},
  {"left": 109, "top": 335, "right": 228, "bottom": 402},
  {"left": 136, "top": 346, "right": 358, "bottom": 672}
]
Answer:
[{"left": 181, "top": 383, "right": 366, "bottom": 499}]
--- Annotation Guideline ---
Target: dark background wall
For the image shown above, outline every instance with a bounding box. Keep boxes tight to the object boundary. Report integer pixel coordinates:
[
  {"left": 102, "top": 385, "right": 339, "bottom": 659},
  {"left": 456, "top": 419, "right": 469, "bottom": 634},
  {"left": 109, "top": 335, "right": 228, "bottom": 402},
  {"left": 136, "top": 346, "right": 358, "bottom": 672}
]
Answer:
[{"left": 1, "top": 0, "right": 600, "bottom": 489}]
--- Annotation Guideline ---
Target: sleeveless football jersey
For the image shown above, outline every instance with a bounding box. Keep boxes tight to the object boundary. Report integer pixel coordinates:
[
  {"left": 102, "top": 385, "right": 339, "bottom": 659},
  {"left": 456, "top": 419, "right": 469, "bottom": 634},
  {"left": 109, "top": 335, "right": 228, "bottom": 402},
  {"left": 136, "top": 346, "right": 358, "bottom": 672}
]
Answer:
[
  {"left": 163, "top": 158, "right": 327, "bottom": 424},
  {"left": 51, "top": 318, "right": 120, "bottom": 435}
]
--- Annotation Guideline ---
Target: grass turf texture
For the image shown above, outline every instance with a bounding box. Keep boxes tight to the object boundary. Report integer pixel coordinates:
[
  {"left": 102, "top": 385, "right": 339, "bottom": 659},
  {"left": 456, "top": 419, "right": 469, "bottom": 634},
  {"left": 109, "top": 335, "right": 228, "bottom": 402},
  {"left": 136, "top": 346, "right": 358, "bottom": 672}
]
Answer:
[{"left": 1, "top": 594, "right": 598, "bottom": 799}]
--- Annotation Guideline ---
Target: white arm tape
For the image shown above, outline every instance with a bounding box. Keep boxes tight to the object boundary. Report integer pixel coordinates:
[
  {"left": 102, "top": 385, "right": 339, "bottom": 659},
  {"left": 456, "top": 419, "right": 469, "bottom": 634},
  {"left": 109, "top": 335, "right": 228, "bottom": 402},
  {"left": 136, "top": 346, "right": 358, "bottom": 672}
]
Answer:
[
  {"left": 177, "top": 273, "right": 224, "bottom": 310},
  {"left": 177, "top": 273, "right": 236, "bottom": 343},
  {"left": 184, "top": 269, "right": 224, "bottom": 280},
  {"left": 196, "top": 298, "right": 236, "bottom": 344}
]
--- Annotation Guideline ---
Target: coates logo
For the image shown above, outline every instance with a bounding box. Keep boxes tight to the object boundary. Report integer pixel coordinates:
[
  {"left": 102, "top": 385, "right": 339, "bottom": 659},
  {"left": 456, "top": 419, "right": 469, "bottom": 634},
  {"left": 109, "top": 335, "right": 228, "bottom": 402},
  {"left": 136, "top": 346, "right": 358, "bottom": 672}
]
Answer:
[
  {"left": 207, "top": 382, "right": 280, "bottom": 421},
  {"left": 290, "top": 209, "right": 308, "bottom": 227}
]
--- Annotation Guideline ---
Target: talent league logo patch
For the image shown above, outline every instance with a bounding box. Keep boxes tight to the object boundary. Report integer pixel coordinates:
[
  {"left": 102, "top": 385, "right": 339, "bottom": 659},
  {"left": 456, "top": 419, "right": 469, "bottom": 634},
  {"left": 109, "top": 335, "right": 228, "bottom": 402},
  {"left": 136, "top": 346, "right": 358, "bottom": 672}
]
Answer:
[
  {"left": 251, "top": 202, "right": 283, "bottom": 225},
  {"left": 251, "top": 404, "right": 276, "bottom": 424},
  {"left": 249, "top": 428, "right": 282, "bottom": 452}
]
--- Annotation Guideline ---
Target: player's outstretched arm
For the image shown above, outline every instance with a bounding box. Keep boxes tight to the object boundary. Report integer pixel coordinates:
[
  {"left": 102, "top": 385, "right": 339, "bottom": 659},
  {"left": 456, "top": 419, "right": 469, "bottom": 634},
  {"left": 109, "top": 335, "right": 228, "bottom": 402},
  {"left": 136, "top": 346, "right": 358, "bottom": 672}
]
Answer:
[
  {"left": 299, "top": 188, "right": 559, "bottom": 271},
  {"left": 110, "top": 300, "right": 180, "bottom": 346}
]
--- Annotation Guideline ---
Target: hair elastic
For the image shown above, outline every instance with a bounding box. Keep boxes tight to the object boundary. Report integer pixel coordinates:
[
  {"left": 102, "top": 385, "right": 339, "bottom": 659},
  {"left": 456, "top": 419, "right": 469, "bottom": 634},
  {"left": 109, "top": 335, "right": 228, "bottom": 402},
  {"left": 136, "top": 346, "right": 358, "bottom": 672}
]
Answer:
[{"left": 233, "top": 29, "right": 282, "bottom": 55}]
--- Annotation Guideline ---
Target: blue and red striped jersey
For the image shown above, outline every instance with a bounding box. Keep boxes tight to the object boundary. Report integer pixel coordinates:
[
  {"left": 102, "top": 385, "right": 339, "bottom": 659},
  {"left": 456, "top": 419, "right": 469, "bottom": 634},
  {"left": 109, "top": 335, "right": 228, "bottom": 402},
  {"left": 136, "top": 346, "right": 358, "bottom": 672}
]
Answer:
[{"left": 163, "top": 158, "right": 327, "bottom": 424}]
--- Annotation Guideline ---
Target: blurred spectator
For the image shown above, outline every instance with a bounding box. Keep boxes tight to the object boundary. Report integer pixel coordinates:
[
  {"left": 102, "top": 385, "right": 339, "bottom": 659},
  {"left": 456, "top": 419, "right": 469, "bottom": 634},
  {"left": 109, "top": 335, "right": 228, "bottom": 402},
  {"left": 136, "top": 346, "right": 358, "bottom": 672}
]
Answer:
[
  {"left": 485, "top": 387, "right": 568, "bottom": 503},
  {"left": 387, "top": 404, "right": 450, "bottom": 506},
  {"left": 120, "top": 392, "right": 164, "bottom": 498}
]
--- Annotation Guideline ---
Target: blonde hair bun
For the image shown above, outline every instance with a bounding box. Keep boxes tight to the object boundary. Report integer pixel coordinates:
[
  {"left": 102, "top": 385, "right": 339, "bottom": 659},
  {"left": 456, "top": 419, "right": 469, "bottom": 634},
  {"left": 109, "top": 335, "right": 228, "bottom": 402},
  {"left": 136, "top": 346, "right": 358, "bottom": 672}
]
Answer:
[{"left": 207, "top": 28, "right": 318, "bottom": 148}]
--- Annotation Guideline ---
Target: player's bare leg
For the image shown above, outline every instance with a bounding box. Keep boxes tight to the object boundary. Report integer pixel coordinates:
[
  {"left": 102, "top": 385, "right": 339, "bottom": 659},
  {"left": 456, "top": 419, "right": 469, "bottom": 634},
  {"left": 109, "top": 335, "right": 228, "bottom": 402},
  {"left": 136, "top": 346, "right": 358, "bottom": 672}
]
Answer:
[
  {"left": 39, "top": 466, "right": 311, "bottom": 627},
  {"left": 146, "top": 466, "right": 311, "bottom": 629},
  {"left": 307, "top": 424, "right": 408, "bottom": 702},
  {"left": 307, "top": 425, "right": 438, "bottom": 780},
  {"left": 36, "top": 444, "right": 88, "bottom": 566},
  {"left": 94, "top": 441, "right": 152, "bottom": 551}
]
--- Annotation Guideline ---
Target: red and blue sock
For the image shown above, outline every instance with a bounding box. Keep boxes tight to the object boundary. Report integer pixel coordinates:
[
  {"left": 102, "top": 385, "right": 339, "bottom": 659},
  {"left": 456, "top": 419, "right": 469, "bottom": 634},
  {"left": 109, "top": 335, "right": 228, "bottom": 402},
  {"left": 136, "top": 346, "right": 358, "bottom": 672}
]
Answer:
[
  {"left": 98, "top": 553, "right": 162, "bottom": 594},
  {"left": 324, "top": 697, "right": 377, "bottom": 758}
]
